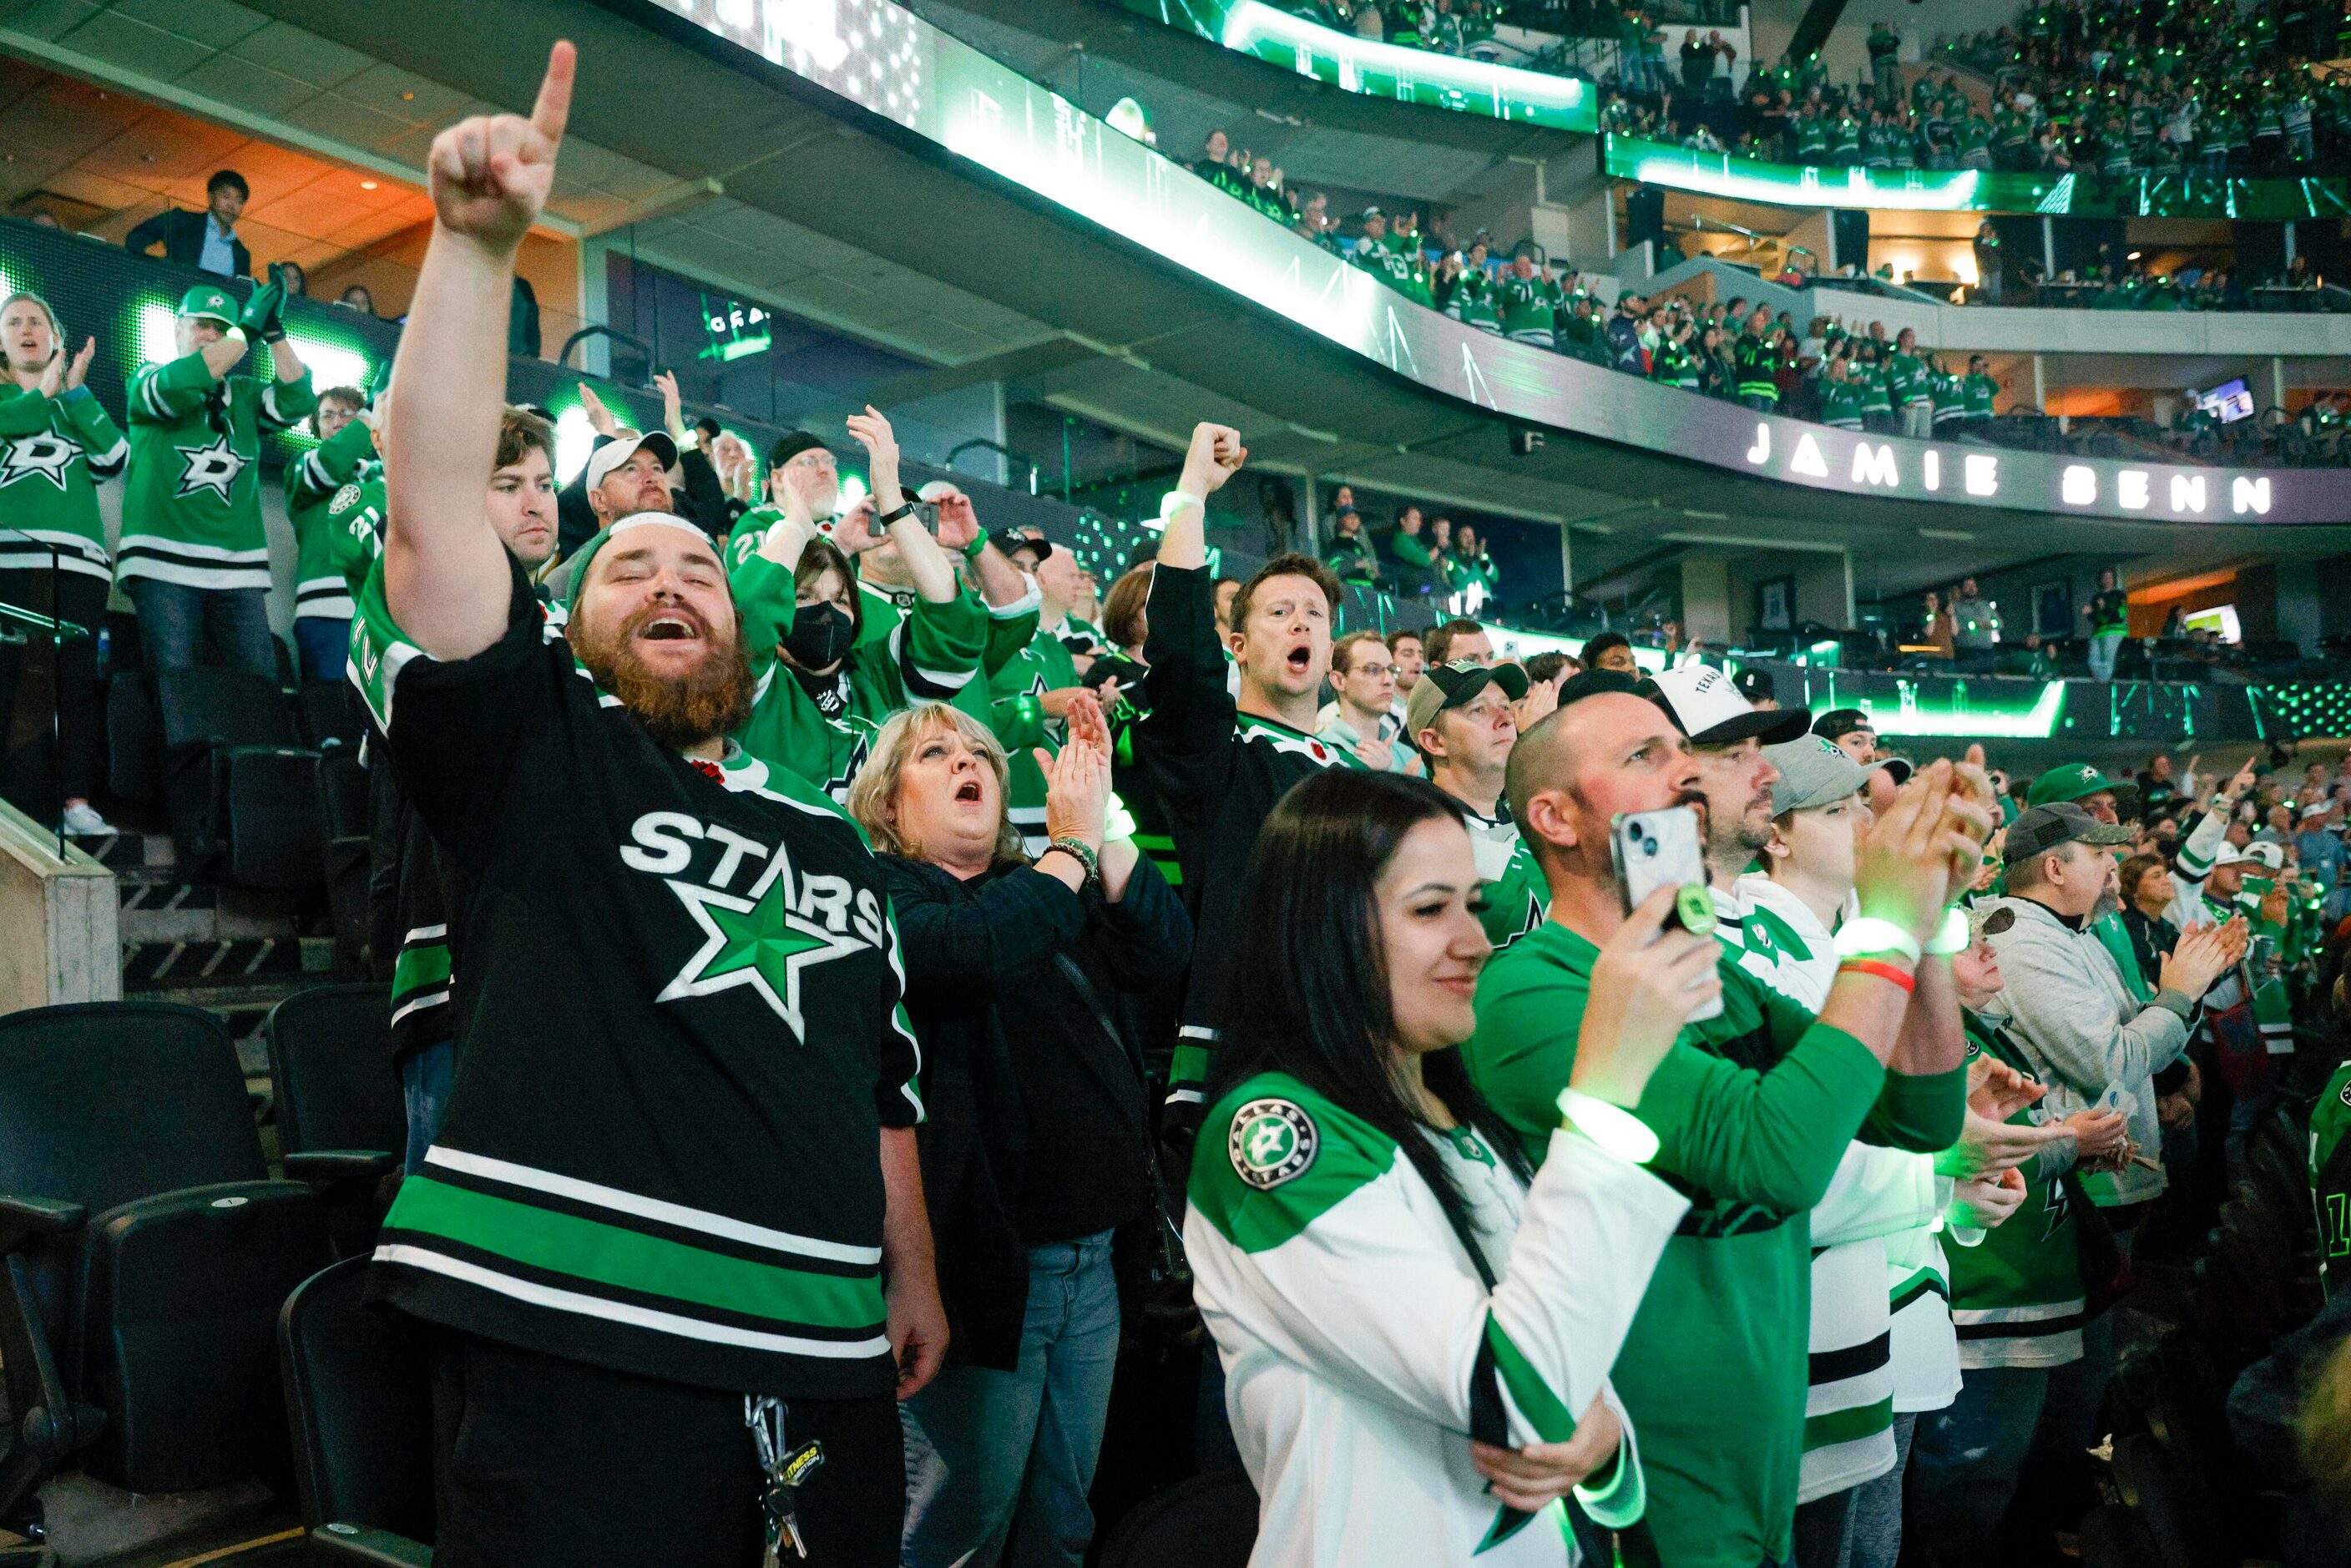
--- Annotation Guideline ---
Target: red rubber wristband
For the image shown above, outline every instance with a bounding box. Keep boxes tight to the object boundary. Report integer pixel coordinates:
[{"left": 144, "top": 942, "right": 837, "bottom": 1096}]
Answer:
[{"left": 1840, "top": 957, "right": 1917, "bottom": 994}]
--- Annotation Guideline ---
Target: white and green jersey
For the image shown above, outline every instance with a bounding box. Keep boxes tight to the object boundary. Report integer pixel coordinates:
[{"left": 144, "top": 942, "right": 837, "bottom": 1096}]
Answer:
[
  {"left": 1187, "top": 1071, "right": 1685, "bottom": 1567},
  {"left": 120, "top": 351, "right": 315, "bottom": 591},
  {"left": 2311, "top": 1059, "right": 2351, "bottom": 1298},
  {"left": 0, "top": 382, "right": 125, "bottom": 580},
  {"left": 1723, "top": 873, "right": 1946, "bottom": 1498},
  {"left": 284, "top": 417, "right": 382, "bottom": 621}
]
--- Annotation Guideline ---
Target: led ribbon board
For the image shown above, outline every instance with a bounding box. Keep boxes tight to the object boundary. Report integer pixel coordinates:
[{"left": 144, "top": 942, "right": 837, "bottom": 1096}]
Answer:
[
  {"left": 640, "top": 0, "right": 2351, "bottom": 524},
  {"left": 1118, "top": 0, "right": 1594, "bottom": 131},
  {"left": 1604, "top": 134, "right": 2351, "bottom": 220}
]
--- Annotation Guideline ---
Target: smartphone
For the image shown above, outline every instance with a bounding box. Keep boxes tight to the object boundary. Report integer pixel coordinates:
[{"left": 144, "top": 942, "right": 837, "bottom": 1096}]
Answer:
[
  {"left": 914, "top": 500, "right": 941, "bottom": 534},
  {"left": 1611, "top": 807, "right": 1723, "bottom": 1021}
]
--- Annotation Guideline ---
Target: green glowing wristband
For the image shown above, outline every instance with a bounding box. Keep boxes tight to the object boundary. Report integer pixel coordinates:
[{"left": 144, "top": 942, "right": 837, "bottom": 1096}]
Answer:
[
  {"left": 1558, "top": 1089, "right": 1661, "bottom": 1165},
  {"left": 1833, "top": 916, "right": 1922, "bottom": 963},
  {"left": 1924, "top": 905, "right": 1970, "bottom": 956},
  {"left": 961, "top": 534, "right": 988, "bottom": 559}
]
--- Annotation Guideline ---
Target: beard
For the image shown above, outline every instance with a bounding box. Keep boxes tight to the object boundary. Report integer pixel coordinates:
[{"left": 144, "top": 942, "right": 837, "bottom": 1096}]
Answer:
[
  {"left": 568, "top": 602, "right": 755, "bottom": 751},
  {"left": 2091, "top": 886, "right": 2122, "bottom": 923}
]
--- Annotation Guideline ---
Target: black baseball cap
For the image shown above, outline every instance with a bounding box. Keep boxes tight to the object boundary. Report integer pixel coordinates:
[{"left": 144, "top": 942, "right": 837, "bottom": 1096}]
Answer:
[
  {"left": 1555, "top": 668, "right": 1643, "bottom": 706},
  {"left": 2005, "top": 802, "right": 2135, "bottom": 862},
  {"left": 992, "top": 529, "right": 1052, "bottom": 561},
  {"left": 1732, "top": 667, "right": 1776, "bottom": 704},
  {"left": 1404, "top": 660, "right": 1529, "bottom": 740},
  {"left": 1813, "top": 708, "right": 1874, "bottom": 741}
]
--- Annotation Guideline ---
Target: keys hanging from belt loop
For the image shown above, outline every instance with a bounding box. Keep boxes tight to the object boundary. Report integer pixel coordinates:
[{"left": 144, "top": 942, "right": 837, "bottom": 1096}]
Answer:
[{"left": 746, "top": 1393, "right": 826, "bottom": 1563}]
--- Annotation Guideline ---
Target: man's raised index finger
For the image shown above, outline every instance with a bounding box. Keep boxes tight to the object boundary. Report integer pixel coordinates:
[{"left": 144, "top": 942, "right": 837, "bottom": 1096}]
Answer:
[{"left": 531, "top": 39, "right": 577, "bottom": 145}]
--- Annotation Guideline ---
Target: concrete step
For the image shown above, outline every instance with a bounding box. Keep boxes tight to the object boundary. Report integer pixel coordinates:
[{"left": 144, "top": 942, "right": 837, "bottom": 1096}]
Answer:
[{"left": 121, "top": 935, "right": 334, "bottom": 993}]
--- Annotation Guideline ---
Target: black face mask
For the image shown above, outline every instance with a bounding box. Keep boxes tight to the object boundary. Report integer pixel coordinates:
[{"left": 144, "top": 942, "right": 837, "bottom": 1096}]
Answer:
[{"left": 784, "top": 601, "right": 856, "bottom": 672}]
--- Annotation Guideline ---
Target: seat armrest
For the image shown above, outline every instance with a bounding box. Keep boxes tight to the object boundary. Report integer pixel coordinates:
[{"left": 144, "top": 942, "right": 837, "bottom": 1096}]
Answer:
[
  {"left": 0, "top": 1195, "right": 87, "bottom": 1255},
  {"left": 308, "top": 1523, "right": 433, "bottom": 1566},
  {"left": 283, "top": 1151, "right": 399, "bottom": 1189}
]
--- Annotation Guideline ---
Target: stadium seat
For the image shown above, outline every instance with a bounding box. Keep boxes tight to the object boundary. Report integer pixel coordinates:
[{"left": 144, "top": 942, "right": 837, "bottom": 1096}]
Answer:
[
  {"left": 264, "top": 987, "right": 401, "bottom": 1257},
  {"left": 104, "top": 671, "right": 161, "bottom": 807},
  {"left": 0, "top": 1002, "right": 331, "bottom": 1507},
  {"left": 297, "top": 680, "right": 364, "bottom": 755},
  {"left": 316, "top": 753, "right": 374, "bottom": 976},
  {"left": 1095, "top": 1469, "right": 1256, "bottom": 1568},
  {"left": 278, "top": 1257, "right": 432, "bottom": 1566},
  {"left": 156, "top": 667, "right": 324, "bottom": 889}
]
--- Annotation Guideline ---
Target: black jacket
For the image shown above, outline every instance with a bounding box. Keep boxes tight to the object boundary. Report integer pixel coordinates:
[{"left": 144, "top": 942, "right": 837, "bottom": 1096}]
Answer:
[
  {"left": 882, "top": 852, "right": 1191, "bottom": 1370},
  {"left": 124, "top": 208, "right": 250, "bottom": 279}
]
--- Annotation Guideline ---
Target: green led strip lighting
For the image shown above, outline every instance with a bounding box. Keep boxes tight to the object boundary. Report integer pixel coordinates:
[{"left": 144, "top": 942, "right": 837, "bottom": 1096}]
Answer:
[
  {"left": 1808, "top": 677, "right": 2069, "bottom": 738},
  {"left": 1118, "top": 0, "right": 1594, "bottom": 132},
  {"left": 1603, "top": 134, "right": 2351, "bottom": 219}
]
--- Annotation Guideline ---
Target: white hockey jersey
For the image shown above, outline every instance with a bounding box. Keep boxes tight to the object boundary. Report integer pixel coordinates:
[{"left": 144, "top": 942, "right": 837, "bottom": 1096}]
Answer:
[{"left": 1187, "top": 1071, "right": 1687, "bottom": 1567}]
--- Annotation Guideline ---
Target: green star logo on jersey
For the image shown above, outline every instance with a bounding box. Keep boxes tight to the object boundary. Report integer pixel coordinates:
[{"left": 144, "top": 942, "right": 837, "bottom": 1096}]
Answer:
[
  {"left": 658, "top": 852, "right": 868, "bottom": 1040},
  {"left": 0, "top": 432, "right": 77, "bottom": 492},
  {"left": 173, "top": 434, "right": 246, "bottom": 504}
]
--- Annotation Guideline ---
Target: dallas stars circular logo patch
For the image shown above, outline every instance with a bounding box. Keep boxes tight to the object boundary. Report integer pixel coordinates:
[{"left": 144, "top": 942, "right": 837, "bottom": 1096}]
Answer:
[
  {"left": 1229, "top": 1098, "right": 1317, "bottom": 1191},
  {"left": 329, "top": 483, "right": 363, "bottom": 515}
]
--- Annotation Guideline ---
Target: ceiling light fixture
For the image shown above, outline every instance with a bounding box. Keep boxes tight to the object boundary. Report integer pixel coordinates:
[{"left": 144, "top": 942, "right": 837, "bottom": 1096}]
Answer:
[{"left": 360, "top": 180, "right": 377, "bottom": 190}]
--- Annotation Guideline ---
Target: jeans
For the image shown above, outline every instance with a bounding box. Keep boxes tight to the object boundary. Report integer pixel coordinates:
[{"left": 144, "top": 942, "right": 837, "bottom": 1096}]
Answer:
[
  {"left": 0, "top": 568, "right": 108, "bottom": 807},
  {"left": 1901, "top": 403, "right": 1934, "bottom": 439},
  {"left": 400, "top": 1038, "right": 455, "bottom": 1175},
  {"left": 1911, "top": 1321, "right": 2112, "bottom": 1566},
  {"left": 1847, "top": 1412, "right": 1914, "bottom": 1568},
  {"left": 902, "top": 1232, "right": 1122, "bottom": 1568},
  {"left": 1909, "top": 1366, "right": 2050, "bottom": 1563},
  {"left": 295, "top": 615, "right": 351, "bottom": 684},
  {"left": 1742, "top": 392, "right": 1778, "bottom": 412},
  {"left": 2087, "top": 627, "right": 2127, "bottom": 681},
  {"left": 125, "top": 577, "right": 276, "bottom": 679}
]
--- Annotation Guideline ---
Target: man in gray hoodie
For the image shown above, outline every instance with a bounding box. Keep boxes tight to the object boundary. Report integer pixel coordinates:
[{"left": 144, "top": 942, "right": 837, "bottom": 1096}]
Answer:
[{"left": 1978, "top": 802, "right": 2236, "bottom": 1231}]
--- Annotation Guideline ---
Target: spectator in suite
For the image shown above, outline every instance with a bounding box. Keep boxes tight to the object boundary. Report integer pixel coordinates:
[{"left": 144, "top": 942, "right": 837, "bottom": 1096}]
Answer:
[
  {"left": 1322, "top": 505, "right": 1379, "bottom": 585},
  {"left": 336, "top": 283, "right": 378, "bottom": 317},
  {"left": 0, "top": 290, "right": 123, "bottom": 835},
  {"left": 124, "top": 169, "right": 251, "bottom": 280},
  {"left": 850, "top": 699, "right": 1189, "bottom": 1568}
]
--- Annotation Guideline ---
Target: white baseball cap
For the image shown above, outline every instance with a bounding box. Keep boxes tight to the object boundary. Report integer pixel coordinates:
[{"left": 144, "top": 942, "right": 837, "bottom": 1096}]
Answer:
[
  {"left": 584, "top": 429, "right": 679, "bottom": 492},
  {"left": 1640, "top": 665, "right": 1810, "bottom": 746}
]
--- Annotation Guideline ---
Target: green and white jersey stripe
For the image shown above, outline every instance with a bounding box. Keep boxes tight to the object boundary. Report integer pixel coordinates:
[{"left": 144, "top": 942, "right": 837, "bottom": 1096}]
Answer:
[{"left": 377, "top": 1146, "right": 888, "bottom": 1361}]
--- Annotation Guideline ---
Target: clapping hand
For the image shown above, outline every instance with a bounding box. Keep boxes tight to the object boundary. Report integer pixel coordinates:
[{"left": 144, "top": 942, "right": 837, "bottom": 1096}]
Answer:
[
  {"left": 63, "top": 337, "right": 93, "bottom": 392},
  {"left": 577, "top": 383, "right": 618, "bottom": 438},
  {"left": 1038, "top": 731, "right": 1110, "bottom": 852}
]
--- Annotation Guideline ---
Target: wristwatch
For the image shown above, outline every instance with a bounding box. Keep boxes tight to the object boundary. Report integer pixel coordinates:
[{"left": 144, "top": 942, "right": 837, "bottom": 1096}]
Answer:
[{"left": 876, "top": 501, "right": 916, "bottom": 527}]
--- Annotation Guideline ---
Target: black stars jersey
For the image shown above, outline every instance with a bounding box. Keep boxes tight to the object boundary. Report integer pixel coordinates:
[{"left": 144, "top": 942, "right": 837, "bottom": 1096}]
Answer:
[
  {"left": 354, "top": 562, "right": 921, "bottom": 1396},
  {"left": 1131, "top": 564, "right": 1363, "bottom": 1106},
  {"left": 119, "top": 351, "right": 315, "bottom": 591},
  {"left": 0, "top": 382, "right": 126, "bottom": 580}
]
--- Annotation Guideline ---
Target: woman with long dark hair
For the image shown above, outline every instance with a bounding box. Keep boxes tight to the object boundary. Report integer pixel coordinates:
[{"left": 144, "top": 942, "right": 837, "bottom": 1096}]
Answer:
[{"left": 1186, "top": 768, "right": 1718, "bottom": 1565}]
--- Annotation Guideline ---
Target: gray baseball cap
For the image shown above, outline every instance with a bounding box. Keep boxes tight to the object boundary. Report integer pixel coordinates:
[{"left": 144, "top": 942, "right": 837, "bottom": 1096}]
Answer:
[
  {"left": 1763, "top": 735, "right": 1868, "bottom": 816},
  {"left": 2006, "top": 802, "right": 2135, "bottom": 862}
]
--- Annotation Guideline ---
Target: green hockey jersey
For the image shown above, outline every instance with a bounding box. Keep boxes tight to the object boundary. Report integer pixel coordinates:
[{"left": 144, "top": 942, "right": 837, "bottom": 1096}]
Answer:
[
  {"left": 120, "top": 351, "right": 316, "bottom": 591},
  {"left": 729, "top": 549, "right": 987, "bottom": 801},
  {"left": 284, "top": 416, "right": 382, "bottom": 621},
  {"left": 1948, "top": 1019, "right": 2086, "bottom": 1368},
  {"left": 985, "top": 613, "right": 1080, "bottom": 855},
  {"left": 2313, "top": 1058, "right": 2351, "bottom": 1298},
  {"left": 0, "top": 382, "right": 125, "bottom": 580}
]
